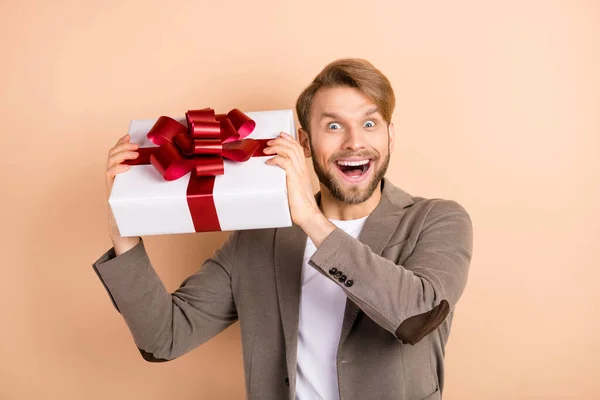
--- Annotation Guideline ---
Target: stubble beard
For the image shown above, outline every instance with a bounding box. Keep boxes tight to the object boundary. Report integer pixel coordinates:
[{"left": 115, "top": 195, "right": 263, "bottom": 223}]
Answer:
[{"left": 310, "top": 144, "right": 391, "bottom": 205}]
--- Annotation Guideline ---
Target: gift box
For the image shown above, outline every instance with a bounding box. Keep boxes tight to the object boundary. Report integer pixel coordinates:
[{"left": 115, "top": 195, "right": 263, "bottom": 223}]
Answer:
[{"left": 109, "top": 109, "right": 295, "bottom": 236}]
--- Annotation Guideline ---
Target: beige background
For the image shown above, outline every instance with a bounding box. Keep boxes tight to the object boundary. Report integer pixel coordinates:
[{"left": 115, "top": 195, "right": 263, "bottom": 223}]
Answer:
[{"left": 1, "top": 0, "right": 599, "bottom": 399}]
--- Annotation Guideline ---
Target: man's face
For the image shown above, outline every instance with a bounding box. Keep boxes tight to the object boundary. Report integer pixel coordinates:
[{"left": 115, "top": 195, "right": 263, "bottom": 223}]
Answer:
[{"left": 301, "top": 86, "right": 394, "bottom": 204}]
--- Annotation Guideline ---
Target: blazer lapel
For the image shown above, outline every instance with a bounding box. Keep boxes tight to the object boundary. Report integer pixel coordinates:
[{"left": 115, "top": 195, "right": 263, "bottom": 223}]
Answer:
[
  {"left": 338, "top": 179, "right": 415, "bottom": 347},
  {"left": 274, "top": 222, "right": 307, "bottom": 385}
]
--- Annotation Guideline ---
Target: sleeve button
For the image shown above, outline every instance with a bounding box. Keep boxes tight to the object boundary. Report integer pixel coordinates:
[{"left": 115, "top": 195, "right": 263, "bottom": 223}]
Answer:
[
  {"left": 334, "top": 271, "right": 343, "bottom": 279},
  {"left": 328, "top": 267, "right": 338, "bottom": 275},
  {"left": 344, "top": 279, "right": 354, "bottom": 287},
  {"left": 338, "top": 274, "right": 347, "bottom": 283}
]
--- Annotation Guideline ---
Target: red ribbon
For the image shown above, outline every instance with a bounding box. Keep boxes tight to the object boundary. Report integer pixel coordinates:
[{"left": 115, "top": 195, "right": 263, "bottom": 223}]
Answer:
[{"left": 124, "top": 108, "right": 270, "bottom": 232}]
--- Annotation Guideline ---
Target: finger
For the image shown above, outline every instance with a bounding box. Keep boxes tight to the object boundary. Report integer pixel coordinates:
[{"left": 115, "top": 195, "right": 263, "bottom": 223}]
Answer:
[
  {"left": 265, "top": 139, "right": 303, "bottom": 158},
  {"left": 107, "top": 150, "right": 139, "bottom": 168},
  {"left": 265, "top": 155, "right": 292, "bottom": 171},
  {"left": 115, "top": 134, "right": 130, "bottom": 146},
  {"left": 109, "top": 142, "right": 139, "bottom": 157},
  {"left": 106, "top": 163, "right": 131, "bottom": 179},
  {"left": 264, "top": 144, "right": 304, "bottom": 171},
  {"left": 107, "top": 149, "right": 139, "bottom": 166},
  {"left": 267, "top": 136, "right": 301, "bottom": 149},
  {"left": 279, "top": 132, "right": 296, "bottom": 142},
  {"left": 263, "top": 143, "right": 294, "bottom": 156},
  {"left": 263, "top": 144, "right": 298, "bottom": 165}
]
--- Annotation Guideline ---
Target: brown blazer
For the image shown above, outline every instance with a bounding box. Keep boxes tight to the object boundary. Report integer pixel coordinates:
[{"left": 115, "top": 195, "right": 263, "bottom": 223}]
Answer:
[{"left": 92, "top": 178, "right": 473, "bottom": 400}]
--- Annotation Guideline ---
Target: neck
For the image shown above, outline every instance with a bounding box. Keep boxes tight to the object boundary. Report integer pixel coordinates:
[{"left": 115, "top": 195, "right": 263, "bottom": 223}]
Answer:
[{"left": 318, "top": 182, "right": 383, "bottom": 220}]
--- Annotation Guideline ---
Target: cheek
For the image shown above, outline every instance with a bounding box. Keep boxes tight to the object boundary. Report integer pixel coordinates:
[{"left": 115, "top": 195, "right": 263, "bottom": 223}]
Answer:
[
  {"left": 366, "top": 136, "right": 389, "bottom": 156},
  {"left": 310, "top": 139, "right": 336, "bottom": 162}
]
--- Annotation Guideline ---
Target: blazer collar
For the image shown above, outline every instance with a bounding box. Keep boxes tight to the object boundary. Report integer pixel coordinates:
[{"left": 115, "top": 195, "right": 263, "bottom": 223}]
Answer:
[{"left": 273, "top": 178, "right": 414, "bottom": 387}]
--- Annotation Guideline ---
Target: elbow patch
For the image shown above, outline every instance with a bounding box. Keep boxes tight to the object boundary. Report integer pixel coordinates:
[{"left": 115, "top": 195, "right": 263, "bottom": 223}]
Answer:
[
  {"left": 138, "top": 348, "right": 171, "bottom": 363},
  {"left": 395, "top": 300, "right": 450, "bottom": 345}
]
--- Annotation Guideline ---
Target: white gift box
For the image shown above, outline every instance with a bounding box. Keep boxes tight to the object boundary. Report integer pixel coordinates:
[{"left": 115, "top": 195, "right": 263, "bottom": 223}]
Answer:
[{"left": 109, "top": 109, "right": 295, "bottom": 236}]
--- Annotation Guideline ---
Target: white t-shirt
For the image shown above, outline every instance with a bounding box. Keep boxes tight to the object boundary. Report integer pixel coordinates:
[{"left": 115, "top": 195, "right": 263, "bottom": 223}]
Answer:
[{"left": 295, "top": 216, "right": 369, "bottom": 400}]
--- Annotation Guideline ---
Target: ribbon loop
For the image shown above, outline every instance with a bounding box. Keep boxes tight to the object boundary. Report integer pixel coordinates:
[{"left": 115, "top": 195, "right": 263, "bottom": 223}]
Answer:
[
  {"left": 136, "top": 108, "right": 263, "bottom": 181},
  {"left": 147, "top": 116, "right": 188, "bottom": 145}
]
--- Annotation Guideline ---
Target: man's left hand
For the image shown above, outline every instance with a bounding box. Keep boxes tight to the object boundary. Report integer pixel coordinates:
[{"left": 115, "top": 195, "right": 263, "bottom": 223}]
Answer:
[{"left": 264, "top": 132, "right": 321, "bottom": 228}]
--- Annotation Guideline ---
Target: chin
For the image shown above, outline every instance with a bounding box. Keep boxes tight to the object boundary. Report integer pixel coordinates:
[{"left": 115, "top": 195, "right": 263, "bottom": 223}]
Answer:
[{"left": 334, "top": 189, "right": 374, "bottom": 205}]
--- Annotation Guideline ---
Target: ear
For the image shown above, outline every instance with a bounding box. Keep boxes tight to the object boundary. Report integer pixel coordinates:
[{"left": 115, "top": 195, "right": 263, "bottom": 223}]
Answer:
[
  {"left": 388, "top": 122, "right": 395, "bottom": 154},
  {"left": 298, "top": 128, "right": 311, "bottom": 158}
]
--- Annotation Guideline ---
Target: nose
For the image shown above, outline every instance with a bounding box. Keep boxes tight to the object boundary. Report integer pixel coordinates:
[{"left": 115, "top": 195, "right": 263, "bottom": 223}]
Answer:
[{"left": 341, "top": 125, "right": 366, "bottom": 152}]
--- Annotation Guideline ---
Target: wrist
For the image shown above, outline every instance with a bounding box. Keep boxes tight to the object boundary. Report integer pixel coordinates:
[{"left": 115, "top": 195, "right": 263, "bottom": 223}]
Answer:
[
  {"left": 113, "top": 236, "right": 140, "bottom": 257},
  {"left": 296, "top": 206, "right": 324, "bottom": 229},
  {"left": 299, "top": 211, "right": 336, "bottom": 248}
]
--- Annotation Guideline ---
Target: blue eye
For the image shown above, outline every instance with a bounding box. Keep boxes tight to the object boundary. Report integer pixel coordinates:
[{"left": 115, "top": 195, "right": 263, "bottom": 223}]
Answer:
[
  {"left": 364, "top": 120, "right": 375, "bottom": 128},
  {"left": 328, "top": 122, "right": 342, "bottom": 130}
]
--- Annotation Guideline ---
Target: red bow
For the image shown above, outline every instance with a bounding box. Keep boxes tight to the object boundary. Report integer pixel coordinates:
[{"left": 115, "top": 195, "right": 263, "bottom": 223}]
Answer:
[{"left": 137, "top": 108, "right": 265, "bottom": 181}]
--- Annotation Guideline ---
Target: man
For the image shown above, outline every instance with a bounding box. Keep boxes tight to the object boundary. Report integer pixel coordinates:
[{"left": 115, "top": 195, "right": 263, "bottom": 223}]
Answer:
[{"left": 95, "top": 58, "right": 473, "bottom": 400}]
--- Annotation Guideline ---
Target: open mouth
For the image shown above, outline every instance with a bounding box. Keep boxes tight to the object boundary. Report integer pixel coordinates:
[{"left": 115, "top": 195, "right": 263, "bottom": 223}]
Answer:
[{"left": 335, "top": 159, "right": 372, "bottom": 181}]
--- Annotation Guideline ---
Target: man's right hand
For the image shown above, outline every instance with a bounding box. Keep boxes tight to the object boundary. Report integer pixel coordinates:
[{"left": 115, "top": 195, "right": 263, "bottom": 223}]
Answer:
[{"left": 105, "top": 134, "right": 141, "bottom": 256}]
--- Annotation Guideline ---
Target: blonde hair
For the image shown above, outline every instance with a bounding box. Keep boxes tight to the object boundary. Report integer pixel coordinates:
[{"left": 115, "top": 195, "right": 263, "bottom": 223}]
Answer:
[{"left": 296, "top": 58, "right": 395, "bottom": 133}]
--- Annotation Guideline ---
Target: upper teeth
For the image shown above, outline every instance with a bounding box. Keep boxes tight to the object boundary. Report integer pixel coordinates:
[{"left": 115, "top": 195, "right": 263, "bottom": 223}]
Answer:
[{"left": 337, "top": 160, "right": 369, "bottom": 167}]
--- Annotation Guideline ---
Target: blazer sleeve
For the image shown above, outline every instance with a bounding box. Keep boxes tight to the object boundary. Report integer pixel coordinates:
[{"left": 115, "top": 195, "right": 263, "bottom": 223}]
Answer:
[
  {"left": 308, "top": 200, "right": 473, "bottom": 345},
  {"left": 91, "top": 231, "right": 240, "bottom": 362}
]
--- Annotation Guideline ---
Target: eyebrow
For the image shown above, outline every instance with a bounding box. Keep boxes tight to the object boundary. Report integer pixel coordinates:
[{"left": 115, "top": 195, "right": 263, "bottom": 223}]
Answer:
[{"left": 319, "top": 107, "right": 379, "bottom": 120}]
